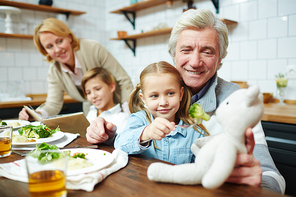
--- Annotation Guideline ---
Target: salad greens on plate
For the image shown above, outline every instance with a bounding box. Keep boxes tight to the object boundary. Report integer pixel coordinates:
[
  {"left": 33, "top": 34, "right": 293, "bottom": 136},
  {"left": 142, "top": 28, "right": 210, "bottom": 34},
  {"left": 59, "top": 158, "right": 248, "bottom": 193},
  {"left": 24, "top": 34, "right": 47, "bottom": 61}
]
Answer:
[
  {"left": 18, "top": 125, "right": 60, "bottom": 139},
  {"left": 29, "top": 142, "right": 87, "bottom": 164}
]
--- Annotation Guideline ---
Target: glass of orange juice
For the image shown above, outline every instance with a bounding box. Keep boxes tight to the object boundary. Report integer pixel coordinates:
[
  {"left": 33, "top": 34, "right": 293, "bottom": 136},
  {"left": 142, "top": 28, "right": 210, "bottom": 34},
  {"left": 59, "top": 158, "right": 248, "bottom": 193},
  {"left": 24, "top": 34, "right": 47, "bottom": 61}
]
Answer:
[
  {"left": 25, "top": 150, "right": 68, "bottom": 197},
  {"left": 0, "top": 125, "right": 13, "bottom": 158}
]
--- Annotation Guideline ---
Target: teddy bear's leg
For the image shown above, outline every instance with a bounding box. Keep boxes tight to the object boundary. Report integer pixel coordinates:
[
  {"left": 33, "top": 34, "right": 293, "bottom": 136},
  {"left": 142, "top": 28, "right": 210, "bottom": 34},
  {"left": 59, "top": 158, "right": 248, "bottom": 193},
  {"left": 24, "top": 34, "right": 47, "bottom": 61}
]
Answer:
[
  {"left": 202, "top": 143, "right": 237, "bottom": 189},
  {"left": 147, "top": 162, "right": 206, "bottom": 185}
]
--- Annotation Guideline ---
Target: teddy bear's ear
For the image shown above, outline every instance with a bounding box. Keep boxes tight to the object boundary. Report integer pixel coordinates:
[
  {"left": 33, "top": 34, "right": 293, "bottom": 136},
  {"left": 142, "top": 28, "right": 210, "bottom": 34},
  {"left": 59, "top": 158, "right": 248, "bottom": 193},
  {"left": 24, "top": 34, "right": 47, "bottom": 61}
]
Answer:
[{"left": 246, "top": 86, "right": 260, "bottom": 106}]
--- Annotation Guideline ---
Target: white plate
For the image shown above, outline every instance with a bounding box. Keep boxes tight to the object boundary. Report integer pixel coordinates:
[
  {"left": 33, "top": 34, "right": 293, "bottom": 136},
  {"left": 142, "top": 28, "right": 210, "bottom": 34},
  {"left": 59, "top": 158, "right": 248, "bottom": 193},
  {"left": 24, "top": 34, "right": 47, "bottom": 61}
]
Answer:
[
  {"left": 3, "top": 119, "right": 30, "bottom": 130},
  {"left": 64, "top": 148, "right": 114, "bottom": 176},
  {"left": 12, "top": 130, "right": 65, "bottom": 145}
]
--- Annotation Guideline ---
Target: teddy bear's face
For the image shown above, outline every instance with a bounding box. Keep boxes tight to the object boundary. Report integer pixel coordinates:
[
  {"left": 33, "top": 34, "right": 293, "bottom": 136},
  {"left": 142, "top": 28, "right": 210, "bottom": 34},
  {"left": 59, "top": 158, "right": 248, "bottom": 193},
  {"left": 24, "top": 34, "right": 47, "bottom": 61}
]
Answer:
[{"left": 215, "top": 86, "right": 263, "bottom": 129}]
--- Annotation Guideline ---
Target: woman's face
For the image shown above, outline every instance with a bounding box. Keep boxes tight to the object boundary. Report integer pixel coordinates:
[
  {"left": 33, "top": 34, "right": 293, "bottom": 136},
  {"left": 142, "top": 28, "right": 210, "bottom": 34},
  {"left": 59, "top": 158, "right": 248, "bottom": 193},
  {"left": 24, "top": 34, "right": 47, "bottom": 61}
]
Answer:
[
  {"left": 140, "top": 73, "right": 184, "bottom": 122},
  {"left": 39, "top": 32, "right": 74, "bottom": 66},
  {"left": 84, "top": 76, "right": 115, "bottom": 114}
]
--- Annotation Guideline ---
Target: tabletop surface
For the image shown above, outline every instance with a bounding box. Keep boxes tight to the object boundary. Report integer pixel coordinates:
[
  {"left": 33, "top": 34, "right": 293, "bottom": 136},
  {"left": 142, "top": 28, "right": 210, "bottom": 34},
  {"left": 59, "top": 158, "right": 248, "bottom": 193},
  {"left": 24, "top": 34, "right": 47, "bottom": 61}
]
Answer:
[{"left": 0, "top": 136, "right": 288, "bottom": 197}]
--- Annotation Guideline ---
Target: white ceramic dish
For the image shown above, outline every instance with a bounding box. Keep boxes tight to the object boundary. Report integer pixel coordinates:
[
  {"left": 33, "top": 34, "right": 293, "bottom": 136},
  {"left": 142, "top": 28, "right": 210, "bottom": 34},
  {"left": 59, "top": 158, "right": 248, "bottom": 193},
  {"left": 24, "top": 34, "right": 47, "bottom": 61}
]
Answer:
[
  {"left": 3, "top": 119, "right": 30, "bottom": 130},
  {"left": 12, "top": 130, "right": 64, "bottom": 145},
  {"left": 64, "top": 148, "right": 114, "bottom": 176}
]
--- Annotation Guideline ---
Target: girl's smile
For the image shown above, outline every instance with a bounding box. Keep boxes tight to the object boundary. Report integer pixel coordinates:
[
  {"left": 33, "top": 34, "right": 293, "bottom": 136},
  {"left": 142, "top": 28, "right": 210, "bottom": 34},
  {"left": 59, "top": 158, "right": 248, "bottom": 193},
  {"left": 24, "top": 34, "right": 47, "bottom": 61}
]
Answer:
[{"left": 140, "top": 73, "right": 184, "bottom": 123}]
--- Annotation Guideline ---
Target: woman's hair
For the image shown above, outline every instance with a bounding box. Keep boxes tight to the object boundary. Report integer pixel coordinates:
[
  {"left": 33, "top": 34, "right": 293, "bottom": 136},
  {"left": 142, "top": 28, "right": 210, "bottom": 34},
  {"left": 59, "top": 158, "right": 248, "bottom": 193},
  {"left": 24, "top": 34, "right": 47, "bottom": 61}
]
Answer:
[
  {"left": 168, "top": 9, "right": 228, "bottom": 70},
  {"left": 81, "top": 67, "right": 116, "bottom": 96},
  {"left": 128, "top": 61, "right": 193, "bottom": 125},
  {"left": 34, "top": 18, "right": 79, "bottom": 62}
]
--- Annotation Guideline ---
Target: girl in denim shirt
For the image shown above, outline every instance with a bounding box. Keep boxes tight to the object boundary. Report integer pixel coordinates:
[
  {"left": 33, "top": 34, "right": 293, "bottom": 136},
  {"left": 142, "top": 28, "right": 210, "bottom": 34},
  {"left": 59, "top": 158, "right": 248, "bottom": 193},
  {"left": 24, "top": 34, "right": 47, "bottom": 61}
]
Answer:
[{"left": 115, "top": 61, "right": 209, "bottom": 164}]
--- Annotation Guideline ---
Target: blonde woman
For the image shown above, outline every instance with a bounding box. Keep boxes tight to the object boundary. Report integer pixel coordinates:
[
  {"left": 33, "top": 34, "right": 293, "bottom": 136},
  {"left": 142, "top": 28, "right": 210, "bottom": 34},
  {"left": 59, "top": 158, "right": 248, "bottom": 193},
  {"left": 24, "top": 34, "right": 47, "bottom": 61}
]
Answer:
[{"left": 19, "top": 18, "right": 133, "bottom": 120}]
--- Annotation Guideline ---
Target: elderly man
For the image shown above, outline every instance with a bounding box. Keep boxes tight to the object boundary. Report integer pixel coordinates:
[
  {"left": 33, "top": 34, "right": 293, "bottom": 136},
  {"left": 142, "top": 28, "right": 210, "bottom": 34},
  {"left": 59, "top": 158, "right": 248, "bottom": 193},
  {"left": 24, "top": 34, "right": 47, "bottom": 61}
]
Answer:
[{"left": 86, "top": 9, "right": 285, "bottom": 194}]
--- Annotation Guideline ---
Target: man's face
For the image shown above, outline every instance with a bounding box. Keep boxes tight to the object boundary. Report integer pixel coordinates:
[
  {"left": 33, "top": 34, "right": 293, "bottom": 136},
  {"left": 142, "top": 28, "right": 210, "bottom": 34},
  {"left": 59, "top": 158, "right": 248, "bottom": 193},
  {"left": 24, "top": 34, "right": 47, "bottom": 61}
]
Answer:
[{"left": 174, "top": 28, "right": 221, "bottom": 95}]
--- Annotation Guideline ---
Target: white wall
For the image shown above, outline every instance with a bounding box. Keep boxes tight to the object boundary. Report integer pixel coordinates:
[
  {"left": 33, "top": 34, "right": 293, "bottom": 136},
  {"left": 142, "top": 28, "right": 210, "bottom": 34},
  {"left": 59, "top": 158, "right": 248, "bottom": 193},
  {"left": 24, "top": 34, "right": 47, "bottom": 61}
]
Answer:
[
  {"left": 0, "top": 0, "right": 295, "bottom": 100},
  {"left": 0, "top": 0, "right": 106, "bottom": 95}
]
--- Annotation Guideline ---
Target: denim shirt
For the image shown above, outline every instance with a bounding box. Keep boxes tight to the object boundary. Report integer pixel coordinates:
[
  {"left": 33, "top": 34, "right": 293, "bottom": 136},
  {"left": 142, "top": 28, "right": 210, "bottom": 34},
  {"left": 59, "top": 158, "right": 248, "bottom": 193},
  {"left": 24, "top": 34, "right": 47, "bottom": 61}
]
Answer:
[{"left": 114, "top": 111, "right": 205, "bottom": 164}]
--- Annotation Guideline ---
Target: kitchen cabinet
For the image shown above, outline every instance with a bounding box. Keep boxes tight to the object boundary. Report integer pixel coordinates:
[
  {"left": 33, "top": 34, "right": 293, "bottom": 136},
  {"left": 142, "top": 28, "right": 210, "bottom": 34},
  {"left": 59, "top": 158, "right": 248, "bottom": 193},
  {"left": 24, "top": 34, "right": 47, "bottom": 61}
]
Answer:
[
  {"left": 0, "top": 0, "right": 86, "bottom": 39},
  {"left": 262, "top": 121, "right": 296, "bottom": 196},
  {"left": 0, "top": 94, "right": 82, "bottom": 119},
  {"left": 110, "top": 0, "right": 237, "bottom": 56},
  {"left": 0, "top": 103, "right": 82, "bottom": 120}
]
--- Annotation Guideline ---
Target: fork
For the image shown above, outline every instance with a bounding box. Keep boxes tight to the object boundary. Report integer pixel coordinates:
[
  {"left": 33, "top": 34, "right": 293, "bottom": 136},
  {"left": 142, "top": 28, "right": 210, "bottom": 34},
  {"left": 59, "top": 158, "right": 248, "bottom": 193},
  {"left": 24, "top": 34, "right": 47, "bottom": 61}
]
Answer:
[
  {"left": 11, "top": 150, "right": 30, "bottom": 157},
  {"left": 175, "top": 122, "right": 199, "bottom": 129},
  {"left": 12, "top": 145, "right": 98, "bottom": 157}
]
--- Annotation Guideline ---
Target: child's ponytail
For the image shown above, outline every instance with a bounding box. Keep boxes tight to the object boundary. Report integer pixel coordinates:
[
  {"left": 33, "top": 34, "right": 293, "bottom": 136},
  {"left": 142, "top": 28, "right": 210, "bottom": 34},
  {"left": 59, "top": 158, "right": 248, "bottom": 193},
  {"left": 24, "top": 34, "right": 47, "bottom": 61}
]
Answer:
[
  {"left": 128, "top": 83, "right": 143, "bottom": 113},
  {"left": 128, "top": 83, "right": 152, "bottom": 123}
]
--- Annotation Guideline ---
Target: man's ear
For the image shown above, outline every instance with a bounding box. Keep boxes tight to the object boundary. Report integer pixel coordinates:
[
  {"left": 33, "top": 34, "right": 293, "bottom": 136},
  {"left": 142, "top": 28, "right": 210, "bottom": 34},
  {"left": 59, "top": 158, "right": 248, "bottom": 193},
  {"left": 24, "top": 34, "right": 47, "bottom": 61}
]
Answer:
[
  {"left": 179, "top": 87, "right": 184, "bottom": 101},
  {"left": 110, "top": 83, "right": 116, "bottom": 93},
  {"left": 139, "top": 93, "right": 146, "bottom": 105}
]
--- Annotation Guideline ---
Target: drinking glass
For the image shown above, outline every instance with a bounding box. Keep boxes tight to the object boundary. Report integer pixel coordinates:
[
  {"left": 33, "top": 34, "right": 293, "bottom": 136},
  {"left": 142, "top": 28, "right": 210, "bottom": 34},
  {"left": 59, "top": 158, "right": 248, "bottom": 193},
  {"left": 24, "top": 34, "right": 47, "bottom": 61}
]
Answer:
[
  {"left": 0, "top": 126, "right": 13, "bottom": 158},
  {"left": 275, "top": 78, "right": 288, "bottom": 106},
  {"left": 25, "top": 150, "right": 68, "bottom": 197}
]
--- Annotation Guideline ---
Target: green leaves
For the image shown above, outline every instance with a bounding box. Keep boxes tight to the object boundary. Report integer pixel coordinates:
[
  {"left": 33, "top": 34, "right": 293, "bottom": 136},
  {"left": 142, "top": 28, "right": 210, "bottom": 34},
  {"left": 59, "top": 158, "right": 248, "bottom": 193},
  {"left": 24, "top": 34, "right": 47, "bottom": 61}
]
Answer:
[
  {"left": 72, "top": 152, "right": 86, "bottom": 159},
  {"left": 0, "top": 121, "right": 7, "bottom": 125},
  {"left": 28, "top": 142, "right": 85, "bottom": 164},
  {"left": 29, "top": 143, "right": 68, "bottom": 164},
  {"left": 18, "top": 125, "right": 59, "bottom": 139}
]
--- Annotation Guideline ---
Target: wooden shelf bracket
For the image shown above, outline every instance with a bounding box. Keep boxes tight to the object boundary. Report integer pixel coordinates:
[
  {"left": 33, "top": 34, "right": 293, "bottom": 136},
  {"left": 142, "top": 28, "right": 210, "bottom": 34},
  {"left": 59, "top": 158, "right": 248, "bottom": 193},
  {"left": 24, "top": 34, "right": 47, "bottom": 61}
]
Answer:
[
  {"left": 121, "top": 11, "right": 135, "bottom": 29},
  {"left": 211, "top": 0, "right": 219, "bottom": 13},
  {"left": 123, "top": 39, "right": 136, "bottom": 56}
]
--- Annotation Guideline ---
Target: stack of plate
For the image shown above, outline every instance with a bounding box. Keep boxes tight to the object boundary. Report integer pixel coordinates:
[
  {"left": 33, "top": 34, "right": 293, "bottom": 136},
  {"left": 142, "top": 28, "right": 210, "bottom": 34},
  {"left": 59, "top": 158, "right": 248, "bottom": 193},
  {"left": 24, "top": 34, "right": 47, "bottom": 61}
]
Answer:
[{"left": 3, "top": 119, "right": 64, "bottom": 147}]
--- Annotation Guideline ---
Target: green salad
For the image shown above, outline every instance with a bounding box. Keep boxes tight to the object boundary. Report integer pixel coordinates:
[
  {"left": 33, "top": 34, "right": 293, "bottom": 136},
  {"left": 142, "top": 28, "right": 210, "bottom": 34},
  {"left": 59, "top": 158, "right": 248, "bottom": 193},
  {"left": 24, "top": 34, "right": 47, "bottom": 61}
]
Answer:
[
  {"left": 18, "top": 125, "right": 60, "bottom": 139},
  {"left": 29, "top": 142, "right": 87, "bottom": 164},
  {"left": 0, "top": 121, "right": 7, "bottom": 125}
]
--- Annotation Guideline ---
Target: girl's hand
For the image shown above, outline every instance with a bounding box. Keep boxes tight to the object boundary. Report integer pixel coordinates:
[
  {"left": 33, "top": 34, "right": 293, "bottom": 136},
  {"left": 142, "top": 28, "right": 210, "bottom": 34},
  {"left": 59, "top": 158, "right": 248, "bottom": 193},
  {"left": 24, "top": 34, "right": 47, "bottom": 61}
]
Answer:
[
  {"left": 86, "top": 117, "right": 116, "bottom": 144},
  {"left": 226, "top": 127, "right": 262, "bottom": 187},
  {"left": 140, "top": 117, "right": 175, "bottom": 141}
]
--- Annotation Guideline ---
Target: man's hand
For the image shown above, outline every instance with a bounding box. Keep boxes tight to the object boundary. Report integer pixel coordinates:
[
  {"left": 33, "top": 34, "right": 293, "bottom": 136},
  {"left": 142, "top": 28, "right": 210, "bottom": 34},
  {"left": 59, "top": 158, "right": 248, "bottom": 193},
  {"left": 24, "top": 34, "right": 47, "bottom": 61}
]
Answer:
[
  {"left": 226, "top": 127, "right": 262, "bottom": 187},
  {"left": 86, "top": 117, "right": 116, "bottom": 144}
]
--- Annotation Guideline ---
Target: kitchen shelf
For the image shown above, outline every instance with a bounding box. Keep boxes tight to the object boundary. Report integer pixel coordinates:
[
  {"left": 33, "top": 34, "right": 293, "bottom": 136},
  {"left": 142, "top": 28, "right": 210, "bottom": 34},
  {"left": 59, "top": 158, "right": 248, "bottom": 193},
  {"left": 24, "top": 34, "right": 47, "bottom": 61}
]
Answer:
[
  {"left": 110, "top": 18, "right": 237, "bottom": 56},
  {"left": 0, "top": 32, "right": 33, "bottom": 39},
  {"left": 111, "top": 0, "right": 222, "bottom": 29},
  {"left": 0, "top": 1, "right": 86, "bottom": 17},
  {"left": 111, "top": 27, "right": 172, "bottom": 40},
  {"left": 0, "top": 1, "right": 86, "bottom": 39},
  {"left": 111, "top": 18, "right": 237, "bottom": 40},
  {"left": 110, "top": 0, "right": 180, "bottom": 14},
  {"left": 110, "top": 0, "right": 180, "bottom": 29}
]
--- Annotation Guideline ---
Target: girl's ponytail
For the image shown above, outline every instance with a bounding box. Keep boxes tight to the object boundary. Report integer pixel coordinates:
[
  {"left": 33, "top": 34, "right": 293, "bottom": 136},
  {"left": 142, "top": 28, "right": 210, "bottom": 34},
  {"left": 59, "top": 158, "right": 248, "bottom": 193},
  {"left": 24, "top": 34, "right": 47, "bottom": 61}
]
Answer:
[{"left": 128, "top": 83, "right": 144, "bottom": 113}]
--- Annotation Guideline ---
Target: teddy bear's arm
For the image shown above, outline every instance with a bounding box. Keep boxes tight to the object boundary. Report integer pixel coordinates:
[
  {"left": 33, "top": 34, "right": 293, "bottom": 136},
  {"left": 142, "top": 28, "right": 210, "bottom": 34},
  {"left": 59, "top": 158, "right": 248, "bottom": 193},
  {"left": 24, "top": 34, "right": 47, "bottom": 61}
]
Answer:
[
  {"left": 193, "top": 134, "right": 219, "bottom": 148},
  {"left": 147, "top": 162, "right": 205, "bottom": 185}
]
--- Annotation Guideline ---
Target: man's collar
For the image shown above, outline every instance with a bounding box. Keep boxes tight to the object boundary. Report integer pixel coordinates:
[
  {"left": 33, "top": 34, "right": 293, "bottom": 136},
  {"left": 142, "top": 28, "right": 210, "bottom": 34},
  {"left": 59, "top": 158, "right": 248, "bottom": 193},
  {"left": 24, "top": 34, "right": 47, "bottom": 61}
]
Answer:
[
  {"left": 191, "top": 73, "right": 217, "bottom": 104},
  {"left": 195, "top": 73, "right": 218, "bottom": 113}
]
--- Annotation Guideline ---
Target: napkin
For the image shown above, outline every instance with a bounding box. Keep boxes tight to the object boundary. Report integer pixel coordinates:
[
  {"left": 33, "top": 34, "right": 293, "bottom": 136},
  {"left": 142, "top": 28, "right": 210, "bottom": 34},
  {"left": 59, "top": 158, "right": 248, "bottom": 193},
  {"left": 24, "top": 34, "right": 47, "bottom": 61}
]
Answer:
[
  {"left": 12, "top": 132, "right": 80, "bottom": 150},
  {"left": 0, "top": 149, "right": 128, "bottom": 192}
]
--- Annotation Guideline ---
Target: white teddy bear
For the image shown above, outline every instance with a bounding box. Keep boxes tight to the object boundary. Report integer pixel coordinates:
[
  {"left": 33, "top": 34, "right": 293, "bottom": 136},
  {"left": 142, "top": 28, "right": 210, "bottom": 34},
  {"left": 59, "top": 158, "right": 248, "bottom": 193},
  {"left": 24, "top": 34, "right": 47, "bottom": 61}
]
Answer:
[{"left": 147, "top": 86, "right": 264, "bottom": 189}]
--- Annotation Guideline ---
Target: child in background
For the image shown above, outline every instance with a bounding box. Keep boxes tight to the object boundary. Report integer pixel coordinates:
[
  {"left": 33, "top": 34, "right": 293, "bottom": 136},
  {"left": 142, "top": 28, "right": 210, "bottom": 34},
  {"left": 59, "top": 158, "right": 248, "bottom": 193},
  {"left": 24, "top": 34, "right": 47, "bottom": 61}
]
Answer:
[
  {"left": 114, "top": 61, "right": 208, "bottom": 164},
  {"left": 81, "top": 67, "right": 130, "bottom": 135}
]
